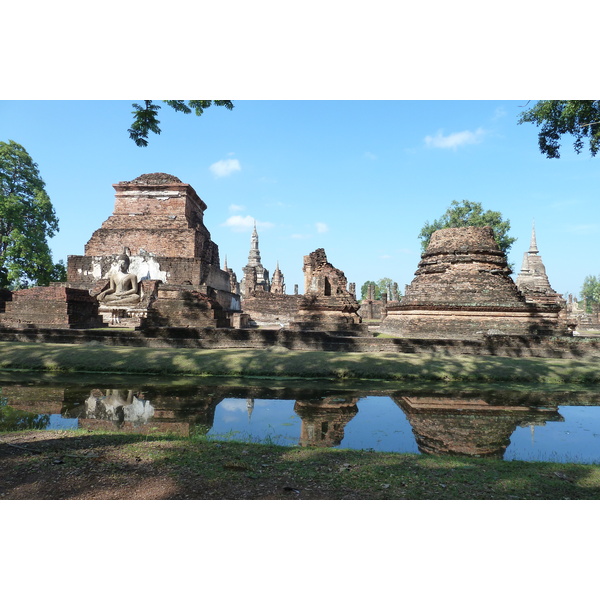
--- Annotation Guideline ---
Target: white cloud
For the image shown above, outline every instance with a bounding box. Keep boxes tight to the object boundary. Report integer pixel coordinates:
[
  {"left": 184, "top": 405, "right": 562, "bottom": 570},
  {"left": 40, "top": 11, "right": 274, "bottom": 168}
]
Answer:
[
  {"left": 291, "top": 233, "right": 312, "bottom": 240},
  {"left": 380, "top": 254, "right": 392, "bottom": 260},
  {"left": 316, "top": 222, "right": 329, "bottom": 234},
  {"left": 210, "top": 158, "right": 241, "bottom": 177},
  {"left": 221, "top": 215, "right": 274, "bottom": 233},
  {"left": 424, "top": 128, "right": 487, "bottom": 150},
  {"left": 492, "top": 107, "right": 507, "bottom": 121},
  {"left": 219, "top": 399, "right": 248, "bottom": 412},
  {"left": 228, "top": 204, "right": 245, "bottom": 213},
  {"left": 364, "top": 151, "right": 377, "bottom": 160}
]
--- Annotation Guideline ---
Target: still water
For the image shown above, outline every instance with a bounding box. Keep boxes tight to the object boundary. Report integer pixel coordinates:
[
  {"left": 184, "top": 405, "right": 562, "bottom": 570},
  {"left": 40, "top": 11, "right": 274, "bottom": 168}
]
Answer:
[{"left": 2, "top": 375, "right": 600, "bottom": 464}]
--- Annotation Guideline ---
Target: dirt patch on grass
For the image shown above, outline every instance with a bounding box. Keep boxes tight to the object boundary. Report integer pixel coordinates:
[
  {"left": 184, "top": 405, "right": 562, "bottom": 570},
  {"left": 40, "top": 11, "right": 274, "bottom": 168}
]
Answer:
[
  {"left": 0, "top": 430, "right": 367, "bottom": 500},
  {"left": 3, "top": 429, "right": 600, "bottom": 500}
]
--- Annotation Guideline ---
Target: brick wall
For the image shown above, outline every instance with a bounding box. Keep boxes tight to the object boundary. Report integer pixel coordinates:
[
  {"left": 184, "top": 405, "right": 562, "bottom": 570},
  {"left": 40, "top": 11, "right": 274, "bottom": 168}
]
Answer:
[
  {"left": 0, "top": 284, "right": 104, "bottom": 328},
  {"left": 241, "top": 293, "right": 302, "bottom": 327}
]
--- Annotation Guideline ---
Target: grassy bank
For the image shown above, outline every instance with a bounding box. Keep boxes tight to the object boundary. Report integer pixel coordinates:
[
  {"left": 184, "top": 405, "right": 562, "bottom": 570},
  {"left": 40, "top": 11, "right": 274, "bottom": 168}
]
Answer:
[
  {"left": 2, "top": 428, "right": 599, "bottom": 500},
  {"left": 1, "top": 341, "right": 600, "bottom": 383}
]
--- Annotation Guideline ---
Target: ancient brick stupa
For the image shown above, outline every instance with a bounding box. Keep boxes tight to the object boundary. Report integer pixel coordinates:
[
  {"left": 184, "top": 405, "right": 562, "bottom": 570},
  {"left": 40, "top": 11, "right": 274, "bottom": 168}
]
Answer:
[
  {"left": 380, "top": 226, "right": 565, "bottom": 339},
  {"left": 515, "top": 223, "right": 564, "bottom": 306},
  {"left": 67, "top": 173, "right": 240, "bottom": 327}
]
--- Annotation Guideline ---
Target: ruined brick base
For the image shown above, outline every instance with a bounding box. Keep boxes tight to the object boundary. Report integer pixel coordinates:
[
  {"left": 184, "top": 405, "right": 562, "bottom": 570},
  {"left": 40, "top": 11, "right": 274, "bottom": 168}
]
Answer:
[
  {"left": 1, "top": 326, "right": 599, "bottom": 358},
  {"left": 241, "top": 293, "right": 302, "bottom": 328},
  {"left": 142, "top": 286, "right": 231, "bottom": 328},
  {"left": 0, "top": 284, "right": 104, "bottom": 329},
  {"left": 380, "top": 304, "right": 566, "bottom": 339}
]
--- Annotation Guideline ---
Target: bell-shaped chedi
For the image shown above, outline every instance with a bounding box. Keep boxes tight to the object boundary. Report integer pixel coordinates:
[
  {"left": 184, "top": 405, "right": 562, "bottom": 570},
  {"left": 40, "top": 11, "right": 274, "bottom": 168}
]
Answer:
[{"left": 380, "top": 226, "right": 565, "bottom": 339}]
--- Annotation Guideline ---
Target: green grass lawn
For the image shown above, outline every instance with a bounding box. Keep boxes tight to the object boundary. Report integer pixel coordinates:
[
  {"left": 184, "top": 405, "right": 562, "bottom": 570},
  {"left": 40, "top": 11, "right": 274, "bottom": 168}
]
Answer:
[{"left": 1, "top": 341, "right": 599, "bottom": 384}]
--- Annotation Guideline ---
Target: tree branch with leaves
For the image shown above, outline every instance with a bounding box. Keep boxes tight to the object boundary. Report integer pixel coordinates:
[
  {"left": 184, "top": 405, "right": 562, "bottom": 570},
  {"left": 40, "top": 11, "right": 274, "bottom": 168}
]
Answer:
[
  {"left": 418, "top": 199, "right": 516, "bottom": 255},
  {"left": 128, "top": 100, "right": 234, "bottom": 147},
  {"left": 518, "top": 100, "right": 600, "bottom": 159},
  {"left": 0, "top": 140, "right": 63, "bottom": 289}
]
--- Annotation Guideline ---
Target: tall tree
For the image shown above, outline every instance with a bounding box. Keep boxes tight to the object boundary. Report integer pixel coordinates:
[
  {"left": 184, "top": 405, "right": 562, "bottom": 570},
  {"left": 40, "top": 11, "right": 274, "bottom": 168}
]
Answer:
[
  {"left": 0, "top": 140, "right": 60, "bottom": 288},
  {"left": 360, "top": 278, "right": 401, "bottom": 301},
  {"left": 580, "top": 275, "right": 600, "bottom": 315},
  {"left": 518, "top": 100, "right": 600, "bottom": 159},
  {"left": 128, "top": 100, "right": 234, "bottom": 147},
  {"left": 418, "top": 199, "right": 516, "bottom": 254}
]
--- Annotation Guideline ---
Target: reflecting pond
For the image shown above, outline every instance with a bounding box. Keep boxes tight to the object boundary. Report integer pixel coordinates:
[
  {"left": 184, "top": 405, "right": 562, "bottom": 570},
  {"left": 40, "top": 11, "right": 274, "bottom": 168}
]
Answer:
[{"left": 2, "top": 374, "right": 600, "bottom": 464}]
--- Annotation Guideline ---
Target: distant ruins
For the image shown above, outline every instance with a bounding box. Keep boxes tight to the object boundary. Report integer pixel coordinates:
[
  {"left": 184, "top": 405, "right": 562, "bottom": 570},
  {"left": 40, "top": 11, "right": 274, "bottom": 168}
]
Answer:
[
  {"left": 380, "top": 226, "right": 566, "bottom": 338},
  {"left": 515, "top": 223, "right": 564, "bottom": 306},
  {"left": 290, "top": 248, "right": 363, "bottom": 332},
  {"left": 239, "top": 224, "right": 302, "bottom": 328},
  {"left": 238, "top": 227, "right": 361, "bottom": 331},
  {"left": 240, "top": 223, "right": 270, "bottom": 297},
  {"left": 0, "top": 171, "right": 592, "bottom": 344}
]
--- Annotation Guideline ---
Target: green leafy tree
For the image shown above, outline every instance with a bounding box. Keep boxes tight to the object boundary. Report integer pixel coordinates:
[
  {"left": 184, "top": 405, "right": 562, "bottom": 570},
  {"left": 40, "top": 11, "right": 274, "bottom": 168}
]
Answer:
[
  {"left": 580, "top": 275, "right": 600, "bottom": 315},
  {"left": 361, "top": 280, "right": 377, "bottom": 300},
  {"left": 418, "top": 199, "right": 516, "bottom": 254},
  {"left": 0, "top": 140, "right": 61, "bottom": 289},
  {"left": 518, "top": 100, "right": 600, "bottom": 159},
  {"left": 128, "top": 100, "right": 234, "bottom": 147},
  {"left": 361, "top": 278, "right": 401, "bottom": 301}
]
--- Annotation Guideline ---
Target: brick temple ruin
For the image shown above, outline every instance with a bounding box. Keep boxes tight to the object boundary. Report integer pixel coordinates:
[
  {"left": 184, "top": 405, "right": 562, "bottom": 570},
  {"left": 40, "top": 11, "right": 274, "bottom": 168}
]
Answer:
[
  {"left": 380, "top": 226, "right": 566, "bottom": 339},
  {"left": 238, "top": 223, "right": 302, "bottom": 328},
  {"left": 0, "top": 173, "right": 362, "bottom": 334},
  {"left": 0, "top": 173, "right": 241, "bottom": 329},
  {"left": 66, "top": 172, "right": 241, "bottom": 328},
  {"left": 515, "top": 223, "right": 564, "bottom": 306},
  {"left": 238, "top": 224, "right": 362, "bottom": 331},
  {"left": 1, "top": 171, "right": 593, "bottom": 346}
]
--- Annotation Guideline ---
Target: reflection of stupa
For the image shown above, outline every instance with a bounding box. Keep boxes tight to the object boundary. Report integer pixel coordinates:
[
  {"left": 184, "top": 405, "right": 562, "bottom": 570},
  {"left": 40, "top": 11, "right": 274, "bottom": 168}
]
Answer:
[
  {"left": 395, "top": 396, "right": 563, "bottom": 458},
  {"left": 294, "top": 397, "right": 359, "bottom": 447}
]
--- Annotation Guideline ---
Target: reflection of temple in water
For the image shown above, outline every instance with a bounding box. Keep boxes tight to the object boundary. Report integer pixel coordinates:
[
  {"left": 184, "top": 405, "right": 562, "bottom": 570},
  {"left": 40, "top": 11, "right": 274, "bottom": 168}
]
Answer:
[
  {"left": 294, "top": 397, "right": 359, "bottom": 447},
  {"left": 5, "top": 382, "right": 595, "bottom": 459},
  {"left": 82, "top": 389, "right": 154, "bottom": 428},
  {"left": 62, "top": 387, "right": 221, "bottom": 436},
  {"left": 394, "top": 395, "right": 563, "bottom": 458}
]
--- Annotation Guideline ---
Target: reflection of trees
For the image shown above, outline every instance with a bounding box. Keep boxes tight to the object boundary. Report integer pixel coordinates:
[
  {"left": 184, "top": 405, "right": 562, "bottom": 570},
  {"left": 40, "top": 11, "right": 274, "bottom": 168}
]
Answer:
[
  {"left": 294, "top": 397, "right": 359, "bottom": 447},
  {"left": 0, "top": 400, "right": 51, "bottom": 431}
]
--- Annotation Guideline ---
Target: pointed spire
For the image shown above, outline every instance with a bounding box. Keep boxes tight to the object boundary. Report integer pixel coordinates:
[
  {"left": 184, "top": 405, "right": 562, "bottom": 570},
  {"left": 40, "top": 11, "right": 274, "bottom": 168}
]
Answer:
[
  {"left": 224, "top": 255, "right": 228, "bottom": 270},
  {"left": 529, "top": 220, "right": 539, "bottom": 254}
]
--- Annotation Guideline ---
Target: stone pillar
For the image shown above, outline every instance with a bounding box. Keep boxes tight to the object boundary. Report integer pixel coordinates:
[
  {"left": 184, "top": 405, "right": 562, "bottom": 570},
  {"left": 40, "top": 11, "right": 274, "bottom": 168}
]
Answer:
[{"left": 368, "top": 284, "right": 375, "bottom": 301}]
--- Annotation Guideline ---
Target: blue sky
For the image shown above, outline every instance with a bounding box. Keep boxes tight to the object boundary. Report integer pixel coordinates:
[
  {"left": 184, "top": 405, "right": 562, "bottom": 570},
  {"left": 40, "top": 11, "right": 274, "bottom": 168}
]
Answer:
[{"left": 1, "top": 99, "right": 598, "bottom": 297}]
